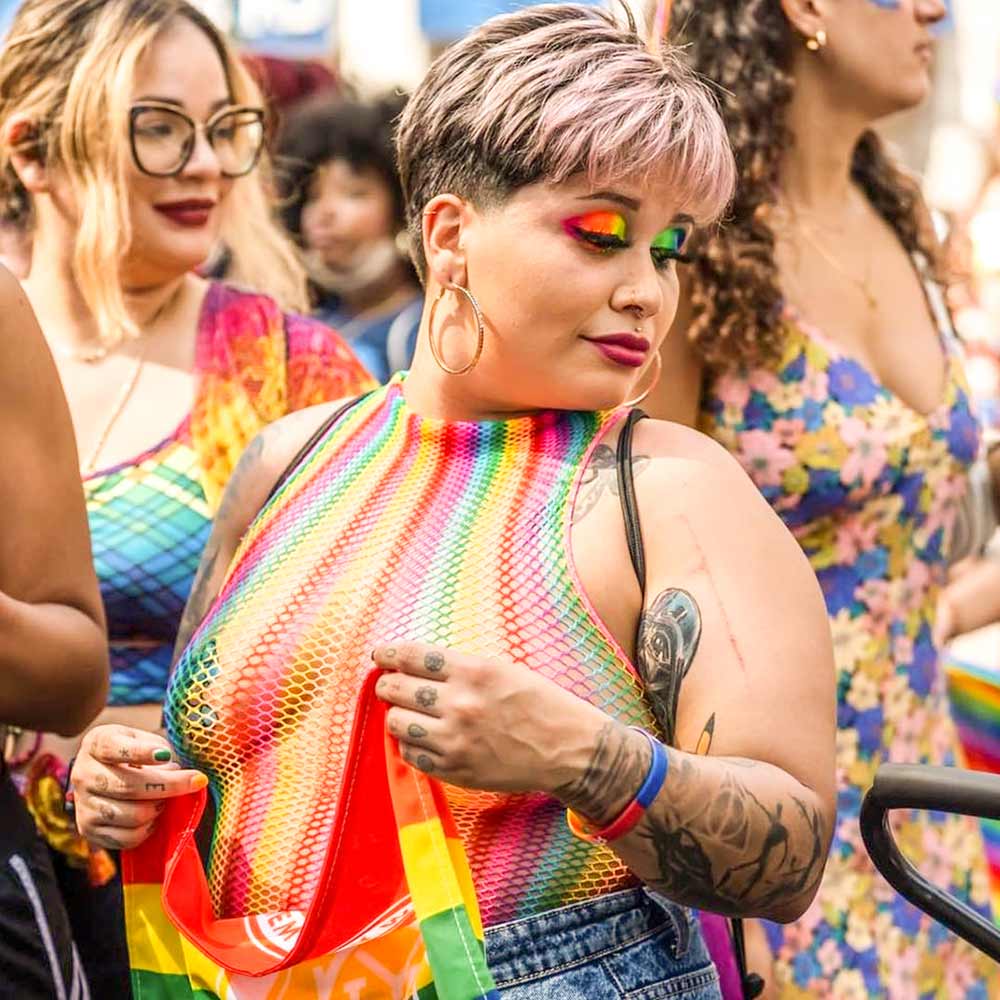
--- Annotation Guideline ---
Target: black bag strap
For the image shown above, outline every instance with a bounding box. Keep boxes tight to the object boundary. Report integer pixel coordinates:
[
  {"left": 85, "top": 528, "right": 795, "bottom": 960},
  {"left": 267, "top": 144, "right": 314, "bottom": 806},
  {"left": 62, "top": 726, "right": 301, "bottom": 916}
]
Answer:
[
  {"left": 614, "top": 408, "right": 764, "bottom": 1000},
  {"left": 616, "top": 408, "right": 648, "bottom": 598},
  {"left": 265, "top": 394, "right": 368, "bottom": 505}
]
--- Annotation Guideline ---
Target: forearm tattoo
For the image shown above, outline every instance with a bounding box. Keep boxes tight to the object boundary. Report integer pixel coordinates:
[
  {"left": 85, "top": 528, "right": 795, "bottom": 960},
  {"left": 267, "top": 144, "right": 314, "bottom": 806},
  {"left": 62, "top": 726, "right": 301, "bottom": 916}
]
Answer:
[
  {"left": 560, "top": 723, "right": 826, "bottom": 916},
  {"left": 572, "top": 444, "right": 650, "bottom": 524},
  {"left": 639, "top": 753, "right": 826, "bottom": 915},
  {"left": 636, "top": 588, "right": 702, "bottom": 746},
  {"left": 555, "top": 721, "right": 650, "bottom": 825}
]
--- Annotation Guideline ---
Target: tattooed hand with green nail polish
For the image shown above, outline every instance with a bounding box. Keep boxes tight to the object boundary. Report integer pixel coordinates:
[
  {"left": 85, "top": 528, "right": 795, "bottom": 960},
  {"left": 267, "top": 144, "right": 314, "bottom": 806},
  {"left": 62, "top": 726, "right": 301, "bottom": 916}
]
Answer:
[{"left": 71, "top": 724, "right": 208, "bottom": 851}]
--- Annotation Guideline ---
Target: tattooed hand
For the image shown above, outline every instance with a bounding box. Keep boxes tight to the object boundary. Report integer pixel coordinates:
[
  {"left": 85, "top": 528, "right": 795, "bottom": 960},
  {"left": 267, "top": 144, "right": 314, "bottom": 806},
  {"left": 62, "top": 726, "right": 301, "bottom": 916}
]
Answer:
[
  {"left": 71, "top": 724, "right": 207, "bottom": 851},
  {"left": 373, "top": 642, "right": 612, "bottom": 795}
]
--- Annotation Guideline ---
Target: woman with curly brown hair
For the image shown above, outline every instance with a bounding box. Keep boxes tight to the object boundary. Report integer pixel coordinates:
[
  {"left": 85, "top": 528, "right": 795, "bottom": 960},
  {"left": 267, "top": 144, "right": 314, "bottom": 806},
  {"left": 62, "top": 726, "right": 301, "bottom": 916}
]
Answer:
[{"left": 647, "top": 0, "right": 998, "bottom": 996}]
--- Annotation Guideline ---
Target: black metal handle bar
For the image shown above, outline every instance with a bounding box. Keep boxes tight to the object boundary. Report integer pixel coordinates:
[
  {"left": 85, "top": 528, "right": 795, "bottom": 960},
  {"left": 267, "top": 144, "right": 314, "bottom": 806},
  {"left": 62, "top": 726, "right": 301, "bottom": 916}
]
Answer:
[{"left": 860, "top": 763, "right": 1000, "bottom": 963}]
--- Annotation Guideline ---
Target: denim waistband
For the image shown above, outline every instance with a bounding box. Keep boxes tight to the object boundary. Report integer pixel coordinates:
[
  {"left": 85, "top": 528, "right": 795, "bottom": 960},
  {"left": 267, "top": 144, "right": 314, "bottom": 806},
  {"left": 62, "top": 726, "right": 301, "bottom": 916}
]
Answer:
[{"left": 484, "top": 888, "right": 693, "bottom": 986}]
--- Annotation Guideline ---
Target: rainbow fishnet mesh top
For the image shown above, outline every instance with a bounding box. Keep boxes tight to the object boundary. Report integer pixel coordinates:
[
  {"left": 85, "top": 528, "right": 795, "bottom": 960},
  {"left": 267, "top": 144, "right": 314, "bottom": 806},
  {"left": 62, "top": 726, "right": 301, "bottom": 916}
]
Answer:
[
  {"left": 86, "top": 283, "right": 374, "bottom": 707},
  {"left": 166, "top": 374, "right": 660, "bottom": 928}
]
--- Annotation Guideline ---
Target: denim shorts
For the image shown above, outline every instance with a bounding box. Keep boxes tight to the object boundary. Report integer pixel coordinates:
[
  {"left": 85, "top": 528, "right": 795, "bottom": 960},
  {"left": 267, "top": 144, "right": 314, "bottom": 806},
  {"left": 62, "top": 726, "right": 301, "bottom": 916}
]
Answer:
[{"left": 484, "top": 888, "right": 721, "bottom": 999}]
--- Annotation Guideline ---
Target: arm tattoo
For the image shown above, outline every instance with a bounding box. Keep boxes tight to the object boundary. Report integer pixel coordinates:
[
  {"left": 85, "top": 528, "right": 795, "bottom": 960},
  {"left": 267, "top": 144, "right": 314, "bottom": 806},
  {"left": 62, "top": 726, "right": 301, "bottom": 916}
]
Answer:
[
  {"left": 694, "top": 714, "right": 715, "bottom": 756},
  {"left": 171, "top": 544, "right": 219, "bottom": 664},
  {"left": 639, "top": 755, "right": 826, "bottom": 914},
  {"left": 572, "top": 444, "right": 650, "bottom": 525},
  {"left": 636, "top": 588, "right": 702, "bottom": 746},
  {"left": 554, "top": 721, "right": 649, "bottom": 825},
  {"left": 171, "top": 433, "right": 266, "bottom": 665},
  {"left": 558, "top": 722, "right": 826, "bottom": 915}
]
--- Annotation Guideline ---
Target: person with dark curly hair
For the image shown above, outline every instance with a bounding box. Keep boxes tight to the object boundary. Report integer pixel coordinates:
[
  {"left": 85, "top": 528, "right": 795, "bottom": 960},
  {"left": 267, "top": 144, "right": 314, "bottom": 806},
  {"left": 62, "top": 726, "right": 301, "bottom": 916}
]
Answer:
[
  {"left": 647, "top": 0, "right": 998, "bottom": 996},
  {"left": 278, "top": 94, "right": 423, "bottom": 382}
]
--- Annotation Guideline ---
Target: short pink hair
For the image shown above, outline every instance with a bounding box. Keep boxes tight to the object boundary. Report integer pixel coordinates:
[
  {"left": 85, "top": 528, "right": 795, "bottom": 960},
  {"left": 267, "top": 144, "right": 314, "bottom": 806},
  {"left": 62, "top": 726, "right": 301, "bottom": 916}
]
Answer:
[{"left": 397, "top": 2, "right": 736, "bottom": 278}]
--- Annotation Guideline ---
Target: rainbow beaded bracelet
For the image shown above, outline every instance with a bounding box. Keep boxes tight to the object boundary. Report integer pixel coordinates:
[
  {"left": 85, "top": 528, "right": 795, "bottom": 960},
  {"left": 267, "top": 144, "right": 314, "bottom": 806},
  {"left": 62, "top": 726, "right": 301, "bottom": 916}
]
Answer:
[{"left": 566, "top": 727, "right": 669, "bottom": 844}]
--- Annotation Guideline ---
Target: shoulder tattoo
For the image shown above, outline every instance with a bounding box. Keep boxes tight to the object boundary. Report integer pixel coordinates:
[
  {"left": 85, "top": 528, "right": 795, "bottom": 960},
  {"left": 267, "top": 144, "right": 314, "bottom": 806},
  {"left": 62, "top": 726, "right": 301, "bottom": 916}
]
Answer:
[{"left": 573, "top": 443, "right": 650, "bottom": 525}]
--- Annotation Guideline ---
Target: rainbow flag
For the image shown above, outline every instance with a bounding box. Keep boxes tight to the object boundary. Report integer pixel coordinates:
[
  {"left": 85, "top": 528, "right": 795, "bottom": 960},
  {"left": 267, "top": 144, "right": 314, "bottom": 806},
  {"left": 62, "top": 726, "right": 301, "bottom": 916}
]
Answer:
[
  {"left": 945, "top": 653, "right": 1000, "bottom": 922},
  {"left": 123, "top": 671, "right": 498, "bottom": 999}
]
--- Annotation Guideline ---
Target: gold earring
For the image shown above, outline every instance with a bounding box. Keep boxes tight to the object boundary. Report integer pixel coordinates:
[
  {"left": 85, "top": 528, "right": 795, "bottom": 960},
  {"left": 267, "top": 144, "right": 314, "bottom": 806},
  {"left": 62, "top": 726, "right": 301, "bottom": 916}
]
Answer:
[
  {"left": 428, "top": 283, "right": 485, "bottom": 376},
  {"left": 805, "top": 28, "right": 827, "bottom": 51},
  {"left": 623, "top": 352, "right": 662, "bottom": 408}
]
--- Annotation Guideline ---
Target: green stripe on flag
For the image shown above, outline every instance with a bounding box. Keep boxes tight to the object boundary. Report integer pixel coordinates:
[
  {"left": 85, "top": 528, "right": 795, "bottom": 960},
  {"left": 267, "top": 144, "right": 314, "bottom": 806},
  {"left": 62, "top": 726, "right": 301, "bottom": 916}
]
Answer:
[
  {"left": 130, "top": 969, "right": 221, "bottom": 1000},
  {"left": 419, "top": 905, "right": 495, "bottom": 1000}
]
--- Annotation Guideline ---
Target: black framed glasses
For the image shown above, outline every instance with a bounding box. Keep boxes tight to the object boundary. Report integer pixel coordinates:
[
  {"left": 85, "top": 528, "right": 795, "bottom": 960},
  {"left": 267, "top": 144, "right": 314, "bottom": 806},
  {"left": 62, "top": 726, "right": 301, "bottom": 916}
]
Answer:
[{"left": 129, "top": 103, "right": 266, "bottom": 178}]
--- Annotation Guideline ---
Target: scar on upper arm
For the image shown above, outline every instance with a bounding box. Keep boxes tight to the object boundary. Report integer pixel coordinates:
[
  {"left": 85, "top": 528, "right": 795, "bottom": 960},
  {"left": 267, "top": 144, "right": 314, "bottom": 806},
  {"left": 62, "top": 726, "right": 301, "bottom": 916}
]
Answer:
[{"left": 673, "top": 511, "right": 749, "bottom": 677}]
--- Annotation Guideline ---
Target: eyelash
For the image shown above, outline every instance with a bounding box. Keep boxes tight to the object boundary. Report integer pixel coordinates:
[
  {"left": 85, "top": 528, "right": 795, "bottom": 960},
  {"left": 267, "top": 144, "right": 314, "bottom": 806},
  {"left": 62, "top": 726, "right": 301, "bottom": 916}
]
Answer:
[{"left": 570, "top": 226, "right": 693, "bottom": 268}]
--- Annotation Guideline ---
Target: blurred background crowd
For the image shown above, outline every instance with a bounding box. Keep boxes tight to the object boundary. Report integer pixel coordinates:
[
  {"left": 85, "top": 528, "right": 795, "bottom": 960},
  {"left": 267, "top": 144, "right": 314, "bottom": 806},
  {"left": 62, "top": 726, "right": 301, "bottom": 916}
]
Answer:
[{"left": 6, "top": 1, "right": 1000, "bottom": 998}]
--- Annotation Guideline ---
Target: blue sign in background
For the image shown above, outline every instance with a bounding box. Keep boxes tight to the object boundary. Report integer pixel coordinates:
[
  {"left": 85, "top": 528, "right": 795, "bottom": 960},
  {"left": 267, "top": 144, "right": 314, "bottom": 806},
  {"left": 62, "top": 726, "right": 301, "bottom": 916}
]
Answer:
[
  {"left": 0, "top": 0, "right": 17, "bottom": 38},
  {"left": 420, "top": 0, "right": 601, "bottom": 41}
]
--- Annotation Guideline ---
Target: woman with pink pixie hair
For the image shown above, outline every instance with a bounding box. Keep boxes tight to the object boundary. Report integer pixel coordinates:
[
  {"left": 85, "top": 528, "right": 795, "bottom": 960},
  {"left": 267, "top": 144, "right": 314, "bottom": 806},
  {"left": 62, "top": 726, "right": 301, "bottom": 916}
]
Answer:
[{"left": 71, "top": 6, "right": 835, "bottom": 998}]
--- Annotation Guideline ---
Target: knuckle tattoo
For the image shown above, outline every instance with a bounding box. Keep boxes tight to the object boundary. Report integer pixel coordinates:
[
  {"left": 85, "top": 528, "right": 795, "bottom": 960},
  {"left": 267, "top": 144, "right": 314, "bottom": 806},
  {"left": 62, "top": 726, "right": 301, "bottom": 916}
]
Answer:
[
  {"left": 424, "top": 652, "right": 445, "bottom": 673},
  {"left": 415, "top": 754, "right": 436, "bottom": 773},
  {"left": 99, "top": 802, "right": 115, "bottom": 823},
  {"left": 415, "top": 686, "right": 438, "bottom": 709},
  {"left": 145, "top": 782, "right": 167, "bottom": 792},
  {"left": 407, "top": 723, "right": 428, "bottom": 739},
  {"left": 95, "top": 774, "right": 110, "bottom": 793}
]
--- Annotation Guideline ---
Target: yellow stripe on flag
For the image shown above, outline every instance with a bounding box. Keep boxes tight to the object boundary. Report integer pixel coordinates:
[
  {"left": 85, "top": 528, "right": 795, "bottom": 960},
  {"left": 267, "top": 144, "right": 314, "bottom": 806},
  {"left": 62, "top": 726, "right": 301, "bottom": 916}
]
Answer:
[
  {"left": 122, "top": 883, "right": 189, "bottom": 976},
  {"left": 398, "top": 818, "right": 465, "bottom": 922},
  {"left": 447, "top": 836, "right": 483, "bottom": 940}
]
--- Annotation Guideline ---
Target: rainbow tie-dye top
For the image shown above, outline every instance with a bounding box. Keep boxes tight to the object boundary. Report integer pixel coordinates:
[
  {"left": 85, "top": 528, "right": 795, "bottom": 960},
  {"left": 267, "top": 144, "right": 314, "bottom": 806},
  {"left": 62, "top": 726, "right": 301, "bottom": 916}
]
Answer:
[
  {"left": 86, "top": 282, "right": 374, "bottom": 706},
  {"left": 148, "top": 374, "right": 658, "bottom": 995}
]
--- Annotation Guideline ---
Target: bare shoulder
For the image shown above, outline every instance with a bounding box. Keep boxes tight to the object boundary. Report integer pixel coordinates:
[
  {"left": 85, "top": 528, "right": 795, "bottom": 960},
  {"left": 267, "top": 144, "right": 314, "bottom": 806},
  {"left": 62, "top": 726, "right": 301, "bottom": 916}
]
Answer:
[
  {"left": 0, "top": 269, "right": 58, "bottom": 405},
  {"left": 632, "top": 416, "right": 765, "bottom": 509},
  {"left": 629, "top": 416, "right": 818, "bottom": 594}
]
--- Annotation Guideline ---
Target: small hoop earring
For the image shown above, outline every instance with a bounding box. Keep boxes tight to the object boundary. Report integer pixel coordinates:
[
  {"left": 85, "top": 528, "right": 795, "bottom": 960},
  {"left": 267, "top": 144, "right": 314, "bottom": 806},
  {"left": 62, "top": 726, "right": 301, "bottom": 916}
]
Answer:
[
  {"left": 623, "top": 352, "right": 662, "bottom": 408},
  {"left": 428, "top": 283, "right": 485, "bottom": 376},
  {"left": 805, "top": 28, "right": 827, "bottom": 52}
]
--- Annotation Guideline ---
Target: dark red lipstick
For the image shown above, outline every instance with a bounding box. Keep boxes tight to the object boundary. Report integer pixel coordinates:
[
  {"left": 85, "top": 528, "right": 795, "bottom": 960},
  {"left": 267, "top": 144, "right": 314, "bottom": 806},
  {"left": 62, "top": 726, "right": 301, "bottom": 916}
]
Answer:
[
  {"left": 582, "top": 332, "right": 651, "bottom": 368},
  {"left": 154, "top": 198, "right": 216, "bottom": 228}
]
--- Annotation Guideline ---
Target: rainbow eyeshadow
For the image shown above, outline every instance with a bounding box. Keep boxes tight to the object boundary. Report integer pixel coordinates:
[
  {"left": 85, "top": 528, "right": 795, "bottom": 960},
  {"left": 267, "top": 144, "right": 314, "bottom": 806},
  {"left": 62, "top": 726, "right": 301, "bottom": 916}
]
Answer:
[
  {"left": 652, "top": 227, "right": 687, "bottom": 254},
  {"left": 563, "top": 211, "right": 627, "bottom": 251}
]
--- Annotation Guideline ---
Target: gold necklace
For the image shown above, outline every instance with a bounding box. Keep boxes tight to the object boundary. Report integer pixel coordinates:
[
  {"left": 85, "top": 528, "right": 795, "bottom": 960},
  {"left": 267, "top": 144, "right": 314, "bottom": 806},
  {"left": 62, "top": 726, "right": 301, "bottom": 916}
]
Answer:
[
  {"left": 795, "top": 224, "right": 878, "bottom": 311},
  {"left": 73, "top": 285, "right": 183, "bottom": 474},
  {"left": 80, "top": 342, "right": 150, "bottom": 475},
  {"left": 780, "top": 202, "right": 878, "bottom": 311}
]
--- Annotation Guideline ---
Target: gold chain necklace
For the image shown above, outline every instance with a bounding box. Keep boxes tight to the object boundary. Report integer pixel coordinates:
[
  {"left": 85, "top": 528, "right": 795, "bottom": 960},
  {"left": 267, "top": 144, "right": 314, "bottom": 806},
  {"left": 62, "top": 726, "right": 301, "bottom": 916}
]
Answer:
[
  {"left": 80, "top": 342, "right": 150, "bottom": 475},
  {"left": 69, "top": 286, "right": 183, "bottom": 475},
  {"left": 780, "top": 202, "right": 878, "bottom": 312},
  {"left": 795, "top": 224, "right": 878, "bottom": 311}
]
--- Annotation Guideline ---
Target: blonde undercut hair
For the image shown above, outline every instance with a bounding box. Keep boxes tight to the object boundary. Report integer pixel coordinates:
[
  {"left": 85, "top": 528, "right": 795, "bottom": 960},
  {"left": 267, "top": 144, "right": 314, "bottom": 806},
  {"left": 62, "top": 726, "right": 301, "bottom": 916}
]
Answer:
[{"left": 396, "top": 2, "right": 735, "bottom": 281}]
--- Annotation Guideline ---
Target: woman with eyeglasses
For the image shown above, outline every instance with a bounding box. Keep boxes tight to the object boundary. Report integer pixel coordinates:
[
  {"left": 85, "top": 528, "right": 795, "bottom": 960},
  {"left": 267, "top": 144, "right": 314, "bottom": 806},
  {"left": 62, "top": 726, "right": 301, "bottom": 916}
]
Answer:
[{"left": 0, "top": 0, "right": 374, "bottom": 994}]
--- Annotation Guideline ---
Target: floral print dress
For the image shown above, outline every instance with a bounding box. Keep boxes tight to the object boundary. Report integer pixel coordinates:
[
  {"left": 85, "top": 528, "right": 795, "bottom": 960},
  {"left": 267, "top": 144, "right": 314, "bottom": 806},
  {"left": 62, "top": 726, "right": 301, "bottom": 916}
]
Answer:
[{"left": 700, "top": 289, "right": 998, "bottom": 999}]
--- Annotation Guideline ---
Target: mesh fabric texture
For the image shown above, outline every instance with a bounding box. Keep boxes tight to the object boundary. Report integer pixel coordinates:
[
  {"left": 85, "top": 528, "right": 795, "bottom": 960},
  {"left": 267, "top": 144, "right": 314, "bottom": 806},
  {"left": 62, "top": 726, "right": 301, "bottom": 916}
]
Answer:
[{"left": 166, "top": 374, "right": 659, "bottom": 928}]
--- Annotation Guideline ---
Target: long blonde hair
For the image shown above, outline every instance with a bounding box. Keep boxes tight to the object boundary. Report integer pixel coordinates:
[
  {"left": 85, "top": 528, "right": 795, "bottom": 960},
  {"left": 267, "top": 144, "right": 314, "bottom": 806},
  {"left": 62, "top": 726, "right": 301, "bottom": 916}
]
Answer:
[{"left": 0, "top": 0, "right": 308, "bottom": 349}]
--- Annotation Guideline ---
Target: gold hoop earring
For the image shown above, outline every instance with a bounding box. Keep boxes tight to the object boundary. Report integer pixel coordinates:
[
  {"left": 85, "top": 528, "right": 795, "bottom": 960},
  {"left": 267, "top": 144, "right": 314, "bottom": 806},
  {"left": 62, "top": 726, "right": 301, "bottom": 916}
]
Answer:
[
  {"left": 623, "top": 352, "right": 662, "bottom": 408},
  {"left": 805, "top": 28, "right": 827, "bottom": 52},
  {"left": 428, "top": 283, "right": 485, "bottom": 376}
]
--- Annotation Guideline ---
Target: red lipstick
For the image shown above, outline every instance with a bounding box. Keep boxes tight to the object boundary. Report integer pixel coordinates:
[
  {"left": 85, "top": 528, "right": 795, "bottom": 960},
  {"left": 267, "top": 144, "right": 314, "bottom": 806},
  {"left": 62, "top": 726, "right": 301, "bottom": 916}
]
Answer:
[
  {"left": 583, "top": 332, "right": 651, "bottom": 368},
  {"left": 154, "top": 198, "right": 216, "bottom": 228}
]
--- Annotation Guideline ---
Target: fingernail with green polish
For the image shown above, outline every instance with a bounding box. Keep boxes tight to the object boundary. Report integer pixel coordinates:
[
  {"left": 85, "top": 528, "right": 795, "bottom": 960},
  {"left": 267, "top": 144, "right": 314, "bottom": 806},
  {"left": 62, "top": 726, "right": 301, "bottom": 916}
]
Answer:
[{"left": 153, "top": 749, "right": 172, "bottom": 762}]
